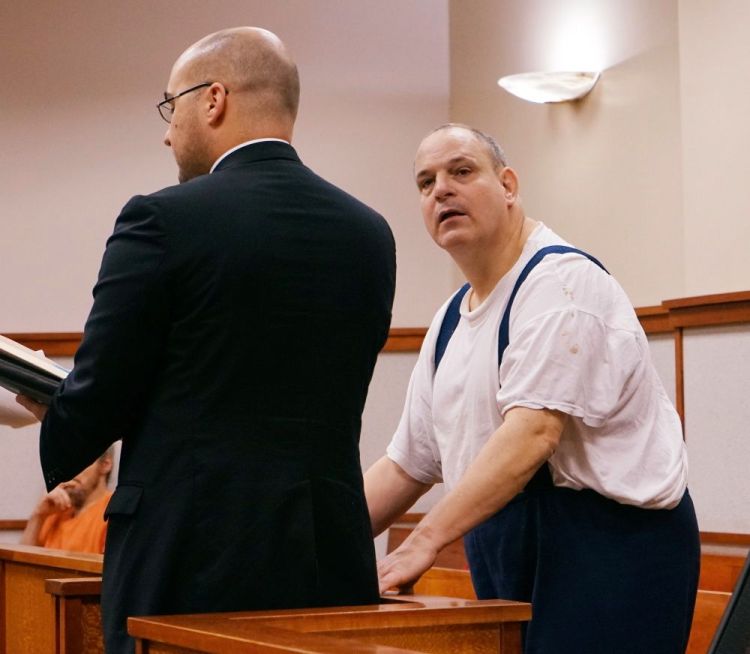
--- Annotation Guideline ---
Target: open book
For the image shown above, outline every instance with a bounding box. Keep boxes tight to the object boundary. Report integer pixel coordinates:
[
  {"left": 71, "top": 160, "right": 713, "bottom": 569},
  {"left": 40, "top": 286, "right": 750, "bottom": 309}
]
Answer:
[{"left": 0, "top": 334, "right": 70, "bottom": 405}]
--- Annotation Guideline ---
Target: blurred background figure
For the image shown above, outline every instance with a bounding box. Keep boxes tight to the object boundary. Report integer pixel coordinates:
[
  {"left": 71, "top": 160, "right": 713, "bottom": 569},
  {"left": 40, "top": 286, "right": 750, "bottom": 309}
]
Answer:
[{"left": 21, "top": 446, "right": 114, "bottom": 554}]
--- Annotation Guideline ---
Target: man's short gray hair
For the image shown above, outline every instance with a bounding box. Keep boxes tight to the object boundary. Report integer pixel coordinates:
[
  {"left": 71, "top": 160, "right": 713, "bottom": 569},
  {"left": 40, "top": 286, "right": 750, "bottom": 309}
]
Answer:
[{"left": 430, "top": 123, "right": 509, "bottom": 169}]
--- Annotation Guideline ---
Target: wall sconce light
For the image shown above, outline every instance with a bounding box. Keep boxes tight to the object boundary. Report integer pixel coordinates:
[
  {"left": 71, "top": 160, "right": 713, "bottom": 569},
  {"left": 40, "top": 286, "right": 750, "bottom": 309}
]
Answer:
[{"left": 497, "top": 71, "right": 600, "bottom": 104}]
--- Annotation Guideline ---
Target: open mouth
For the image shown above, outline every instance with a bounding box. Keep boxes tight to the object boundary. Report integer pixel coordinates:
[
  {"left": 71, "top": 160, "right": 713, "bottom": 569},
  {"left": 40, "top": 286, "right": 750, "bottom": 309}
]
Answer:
[{"left": 439, "top": 209, "right": 465, "bottom": 223}]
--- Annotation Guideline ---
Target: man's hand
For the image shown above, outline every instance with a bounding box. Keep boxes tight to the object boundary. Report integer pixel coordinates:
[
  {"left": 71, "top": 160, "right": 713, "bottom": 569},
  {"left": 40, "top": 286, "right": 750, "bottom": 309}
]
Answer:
[
  {"left": 32, "top": 484, "right": 74, "bottom": 518},
  {"left": 20, "top": 483, "right": 73, "bottom": 546},
  {"left": 15, "top": 394, "right": 48, "bottom": 422},
  {"left": 377, "top": 527, "right": 439, "bottom": 594}
]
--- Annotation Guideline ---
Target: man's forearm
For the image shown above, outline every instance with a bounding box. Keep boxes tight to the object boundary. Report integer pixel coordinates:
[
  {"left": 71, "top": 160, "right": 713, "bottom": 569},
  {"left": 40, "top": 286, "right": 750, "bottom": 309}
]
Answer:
[
  {"left": 364, "top": 455, "right": 432, "bottom": 537},
  {"left": 19, "top": 513, "right": 44, "bottom": 546},
  {"left": 410, "top": 407, "right": 564, "bottom": 553}
]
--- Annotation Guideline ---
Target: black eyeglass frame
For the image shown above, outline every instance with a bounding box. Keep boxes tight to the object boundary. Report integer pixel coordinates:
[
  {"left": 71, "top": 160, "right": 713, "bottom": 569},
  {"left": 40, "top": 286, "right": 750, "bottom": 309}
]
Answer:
[{"left": 157, "top": 82, "right": 226, "bottom": 123}]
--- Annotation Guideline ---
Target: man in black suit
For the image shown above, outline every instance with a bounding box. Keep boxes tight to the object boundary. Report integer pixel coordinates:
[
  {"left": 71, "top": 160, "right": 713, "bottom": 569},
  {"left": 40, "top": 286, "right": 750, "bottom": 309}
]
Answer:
[{"left": 18, "top": 26, "right": 395, "bottom": 654}]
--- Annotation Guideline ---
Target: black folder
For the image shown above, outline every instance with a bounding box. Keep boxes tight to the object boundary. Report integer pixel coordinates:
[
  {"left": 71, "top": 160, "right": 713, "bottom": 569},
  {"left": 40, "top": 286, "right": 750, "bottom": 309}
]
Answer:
[{"left": 0, "top": 336, "right": 69, "bottom": 405}]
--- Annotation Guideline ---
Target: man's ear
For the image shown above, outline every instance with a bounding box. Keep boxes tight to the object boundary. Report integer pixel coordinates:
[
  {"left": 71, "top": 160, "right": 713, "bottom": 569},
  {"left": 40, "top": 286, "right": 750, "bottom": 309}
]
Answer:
[
  {"left": 206, "top": 82, "right": 229, "bottom": 126},
  {"left": 498, "top": 167, "right": 519, "bottom": 205}
]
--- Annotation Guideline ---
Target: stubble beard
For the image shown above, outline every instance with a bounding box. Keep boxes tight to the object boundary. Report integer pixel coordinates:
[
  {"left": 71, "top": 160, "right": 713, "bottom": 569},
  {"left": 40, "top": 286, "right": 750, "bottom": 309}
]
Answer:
[{"left": 175, "top": 122, "right": 212, "bottom": 184}]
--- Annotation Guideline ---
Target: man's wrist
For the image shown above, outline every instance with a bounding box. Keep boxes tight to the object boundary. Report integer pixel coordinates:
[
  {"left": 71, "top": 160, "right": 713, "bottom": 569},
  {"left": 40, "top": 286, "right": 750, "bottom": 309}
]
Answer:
[{"left": 410, "top": 520, "right": 450, "bottom": 555}]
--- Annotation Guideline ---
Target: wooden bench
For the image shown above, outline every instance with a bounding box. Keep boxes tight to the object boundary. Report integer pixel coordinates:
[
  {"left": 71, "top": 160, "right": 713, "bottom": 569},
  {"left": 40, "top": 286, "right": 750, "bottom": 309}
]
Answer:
[{"left": 0, "top": 544, "right": 102, "bottom": 654}]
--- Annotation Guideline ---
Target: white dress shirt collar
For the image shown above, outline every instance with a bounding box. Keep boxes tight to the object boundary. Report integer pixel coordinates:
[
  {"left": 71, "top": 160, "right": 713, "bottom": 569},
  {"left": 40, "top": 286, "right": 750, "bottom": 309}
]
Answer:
[{"left": 210, "top": 138, "right": 290, "bottom": 173}]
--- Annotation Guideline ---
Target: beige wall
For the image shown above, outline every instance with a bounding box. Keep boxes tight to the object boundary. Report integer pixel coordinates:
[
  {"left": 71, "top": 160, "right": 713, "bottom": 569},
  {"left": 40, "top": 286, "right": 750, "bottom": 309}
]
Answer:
[
  {"left": 0, "top": 0, "right": 451, "bottom": 332},
  {"left": 449, "top": 0, "right": 685, "bottom": 306},
  {"left": 3, "top": 1, "right": 749, "bottom": 538},
  {"left": 449, "top": 0, "right": 750, "bottom": 305},
  {"left": 679, "top": 0, "right": 750, "bottom": 297},
  {"left": 0, "top": 0, "right": 451, "bottom": 524}
]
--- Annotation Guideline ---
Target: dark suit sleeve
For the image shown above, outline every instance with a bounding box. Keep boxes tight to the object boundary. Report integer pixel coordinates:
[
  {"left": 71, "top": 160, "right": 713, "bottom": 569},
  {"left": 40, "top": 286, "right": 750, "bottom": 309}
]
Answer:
[{"left": 40, "top": 195, "right": 170, "bottom": 490}]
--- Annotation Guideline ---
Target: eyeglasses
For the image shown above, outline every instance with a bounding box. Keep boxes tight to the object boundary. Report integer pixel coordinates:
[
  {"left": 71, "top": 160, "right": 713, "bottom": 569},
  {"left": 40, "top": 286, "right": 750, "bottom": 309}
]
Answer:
[{"left": 157, "top": 82, "right": 214, "bottom": 123}]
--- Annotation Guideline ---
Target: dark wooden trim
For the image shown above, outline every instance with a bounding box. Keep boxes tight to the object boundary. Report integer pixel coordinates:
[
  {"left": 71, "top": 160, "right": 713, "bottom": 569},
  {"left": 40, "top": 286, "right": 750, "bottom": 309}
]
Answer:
[
  {"left": 382, "top": 328, "right": 428, "bottom": 352},
  {"left": 0, "top": 520, "right": 26, "bottom": 531},
  {"left": 700, "top": 531, "right": 750, "bottom": 547},
  {"left": 3, "top": 291, "right": 748, "bottom": 357},
  {"left": 45, "top": 576, "right": 102, "bottom": 597},
  {"left": 663, "top": 291, "right": 750, "bottom": 329},
  {"left": 675, "top": 328, "right": 685, "bottom": 430},
  {"left": 663, "top": 291, "right": 750, "bottom": 310},
  {"left": 635, "top": 306, "right": 672, "bottom": 334},
  {"left": 0, "top": 544, "right": 103, "bottom": 573}
]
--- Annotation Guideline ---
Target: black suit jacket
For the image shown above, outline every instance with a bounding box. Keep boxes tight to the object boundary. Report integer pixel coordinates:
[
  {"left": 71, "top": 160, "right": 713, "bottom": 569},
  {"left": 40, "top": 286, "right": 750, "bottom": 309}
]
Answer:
[{"left": 40, "top": 141, "right": 395, "bottom": 654}]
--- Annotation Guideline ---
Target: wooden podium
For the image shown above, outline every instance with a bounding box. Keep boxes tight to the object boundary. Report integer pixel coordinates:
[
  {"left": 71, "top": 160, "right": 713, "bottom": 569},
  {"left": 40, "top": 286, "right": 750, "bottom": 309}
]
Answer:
[{"left": 128, "top": 596, "right": 531, "bottom": 654}]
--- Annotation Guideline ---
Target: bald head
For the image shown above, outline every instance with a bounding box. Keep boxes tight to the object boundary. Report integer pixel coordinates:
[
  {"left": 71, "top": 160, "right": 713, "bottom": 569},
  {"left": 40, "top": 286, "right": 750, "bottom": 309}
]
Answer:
[
  {"left": 174, "top": 27, "right": 299, "bottom": 123},
  {"left": 164, "top": 27, "right": 299, "bottom": 182}
]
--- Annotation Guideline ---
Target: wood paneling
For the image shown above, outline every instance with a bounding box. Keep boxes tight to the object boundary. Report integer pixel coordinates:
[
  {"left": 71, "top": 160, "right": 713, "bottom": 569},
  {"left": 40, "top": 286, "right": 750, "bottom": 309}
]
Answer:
[
  {"left": 635, "top": 305, "right": 672, "bottom": 334},
  {"left": 0, "top": 545, "right": 103, "bottom": 654},
  {"left": 46, "top": 577, "right": 104, "bottom": 654},
  {"left": 382, "top": 328, "right": 428, "bottom": 352},
  {"left": 701, "top": 532, "right": 750, "bottom": 547},
  {"left": 663, "top": 291, "right": 750, "bottom": 329},
  {"left": 699, "top": 555, "right": 746, "bottom": 593},
  {"left": 675, "top": 327, "right": 685, "bottom": 427},
  {"left": 412, "top": 567, "right": 475, "bottom": 599},
  {"left": 687, "top": 591, "right": 731, "bottom": 654}
]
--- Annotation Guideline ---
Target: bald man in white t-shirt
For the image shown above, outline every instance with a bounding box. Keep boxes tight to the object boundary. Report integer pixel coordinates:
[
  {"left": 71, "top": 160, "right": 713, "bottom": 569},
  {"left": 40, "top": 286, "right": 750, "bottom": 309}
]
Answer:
[{"left": 364, "top": 124, "right": 699, "bottom": 654}]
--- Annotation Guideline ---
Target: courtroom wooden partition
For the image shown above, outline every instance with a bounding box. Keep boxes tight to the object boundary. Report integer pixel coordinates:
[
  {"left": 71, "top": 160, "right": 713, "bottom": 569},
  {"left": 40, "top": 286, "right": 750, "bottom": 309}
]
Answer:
[
  {"left": 0, "top": 551, "right": 738, "bottom": 654},
  {"left": 0, "top": 544, "right": 102, "bottom": 654},
  {"left": 45, "top": 577, "right": 104, "bottom": 654}
]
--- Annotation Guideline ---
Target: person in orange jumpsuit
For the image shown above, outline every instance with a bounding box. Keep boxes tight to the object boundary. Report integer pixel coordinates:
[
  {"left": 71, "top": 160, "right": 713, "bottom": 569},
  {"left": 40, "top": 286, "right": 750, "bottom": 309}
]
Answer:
[{"left": 21, "top": 447, "right": 114, "bottom": 554}]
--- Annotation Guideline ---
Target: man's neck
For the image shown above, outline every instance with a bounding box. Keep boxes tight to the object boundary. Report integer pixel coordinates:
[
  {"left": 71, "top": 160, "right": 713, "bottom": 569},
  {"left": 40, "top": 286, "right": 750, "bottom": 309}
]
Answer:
[{"left": 455, "top": 216, "right": 537, "bottom": 309}]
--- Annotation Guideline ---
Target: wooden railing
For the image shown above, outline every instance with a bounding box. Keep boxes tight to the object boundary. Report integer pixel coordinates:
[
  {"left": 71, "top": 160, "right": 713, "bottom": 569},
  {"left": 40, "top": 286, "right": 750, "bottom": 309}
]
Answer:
[
  {"left": 0, "top": 539, "right": 741, "bottom": 654},
  {"left": 10, "top": 291, "right": 743, "bottom": 356}
]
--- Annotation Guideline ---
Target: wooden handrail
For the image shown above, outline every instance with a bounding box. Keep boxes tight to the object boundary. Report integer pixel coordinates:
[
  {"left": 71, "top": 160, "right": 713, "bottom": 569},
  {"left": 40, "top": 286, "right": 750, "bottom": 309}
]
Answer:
[
  {"left": 0, "top": 543, "right": 103, "bottom": 573},
  {"left": 45, "top": 576, "right": 102, "bottom": 597},
  {"left": 4, "top": 290, "right": 748, "bottom": 356}
]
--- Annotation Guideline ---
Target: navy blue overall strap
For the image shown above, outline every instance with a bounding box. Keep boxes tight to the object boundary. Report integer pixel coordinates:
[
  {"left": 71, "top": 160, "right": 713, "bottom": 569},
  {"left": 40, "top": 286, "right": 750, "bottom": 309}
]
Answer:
[
  {"left": 497, "top": 245, "right": 608, "bottom": 367},
  {"left": 434, "top": 283, "right": 470, "bottom": 370},
  {"left": 434, "top": 246, "right": 608, "bottom": 371}
]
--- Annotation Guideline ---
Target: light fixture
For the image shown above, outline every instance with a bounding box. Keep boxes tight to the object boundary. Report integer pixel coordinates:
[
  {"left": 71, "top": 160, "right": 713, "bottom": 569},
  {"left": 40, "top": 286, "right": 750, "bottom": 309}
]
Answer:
[{"left": 497, "top": 71, "right": 600, "bottom": 104}]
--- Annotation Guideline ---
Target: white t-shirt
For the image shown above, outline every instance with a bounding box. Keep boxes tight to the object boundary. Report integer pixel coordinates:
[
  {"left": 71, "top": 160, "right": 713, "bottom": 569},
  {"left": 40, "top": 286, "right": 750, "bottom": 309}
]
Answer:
[{"left": 387, "top": 223, "right": 687, "bottom": 509}]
